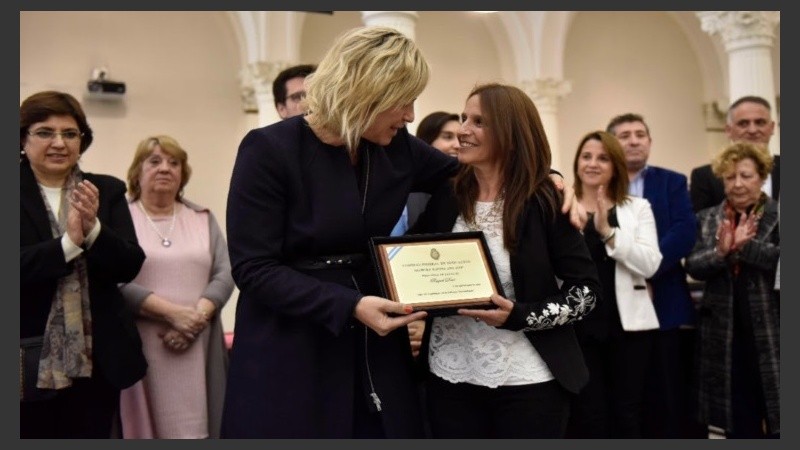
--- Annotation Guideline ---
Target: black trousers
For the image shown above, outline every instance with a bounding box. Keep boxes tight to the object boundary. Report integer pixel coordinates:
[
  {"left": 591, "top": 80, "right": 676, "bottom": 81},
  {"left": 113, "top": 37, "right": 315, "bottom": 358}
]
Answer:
[
  {"left": 20, "top": 374, "right": 119, "bottom": 438},
  {"left": 567, "top": 329, "right": 654, "bottom": 438},
  {"left": 426, "top": 374, "right": 569, "bottom": 438},
  {"left": 642, "top": 328, "right": 707, "bottom": 438}
]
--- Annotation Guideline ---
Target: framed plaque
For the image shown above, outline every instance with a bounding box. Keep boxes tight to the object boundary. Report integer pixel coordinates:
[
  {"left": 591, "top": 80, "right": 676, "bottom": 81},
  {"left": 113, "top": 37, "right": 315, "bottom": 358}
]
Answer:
[{"left": 369, "top": 231, "right": 505, "bottom": 312}]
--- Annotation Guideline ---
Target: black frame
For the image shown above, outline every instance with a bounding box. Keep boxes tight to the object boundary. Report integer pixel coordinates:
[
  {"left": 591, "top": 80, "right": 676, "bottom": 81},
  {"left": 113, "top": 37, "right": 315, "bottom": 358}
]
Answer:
[{"left": 369, "top": 231, "right": 505, "bottom": 313}]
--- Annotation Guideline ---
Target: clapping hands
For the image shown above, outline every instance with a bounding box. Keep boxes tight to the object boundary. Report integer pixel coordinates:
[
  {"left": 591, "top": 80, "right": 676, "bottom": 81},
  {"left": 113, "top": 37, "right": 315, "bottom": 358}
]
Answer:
[
  {"left": 716, "top": 211, "right": 759, "bottom": 256},
  {"left": 593, "top": 185, "right": 613, "bottom": 238}
]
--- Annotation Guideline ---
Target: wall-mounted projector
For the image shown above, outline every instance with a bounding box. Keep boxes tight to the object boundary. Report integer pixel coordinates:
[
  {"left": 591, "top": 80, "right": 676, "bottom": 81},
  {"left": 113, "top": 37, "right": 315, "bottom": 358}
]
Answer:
[
  {"left": 85, "top": 66, "right": 126, "bottom": 101},
  {"left": 87, "top": 79, "right": 126, "bottom": 95}
]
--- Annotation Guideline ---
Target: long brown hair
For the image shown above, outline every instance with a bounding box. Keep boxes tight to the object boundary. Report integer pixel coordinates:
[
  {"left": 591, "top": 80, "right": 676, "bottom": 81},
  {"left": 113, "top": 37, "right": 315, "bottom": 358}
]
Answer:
[{"left": 454, "top": 83, "right": 559, "bottom": 252}]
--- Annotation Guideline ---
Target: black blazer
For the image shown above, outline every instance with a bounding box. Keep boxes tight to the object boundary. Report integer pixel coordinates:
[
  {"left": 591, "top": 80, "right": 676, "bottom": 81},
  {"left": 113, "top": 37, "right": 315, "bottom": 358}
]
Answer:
[
  {"left": 20, "top": 162, "right": 147, "bottom": 389},
  {"left": 411, "top": 182, "right": 601, "bottom": 394},
  {"left": 690, "top": 154, "right": 780, "bottom": 213}
]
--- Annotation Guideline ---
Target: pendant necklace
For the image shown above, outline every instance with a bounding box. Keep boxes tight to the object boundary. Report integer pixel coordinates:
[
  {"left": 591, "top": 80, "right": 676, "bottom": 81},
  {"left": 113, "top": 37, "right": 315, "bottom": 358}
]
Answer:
[
  {"left": 137, "top": 201, "right": 176, "bottom": 247},
  {"left": 466, "top": 191, "right": 504, "bottom": 232}
]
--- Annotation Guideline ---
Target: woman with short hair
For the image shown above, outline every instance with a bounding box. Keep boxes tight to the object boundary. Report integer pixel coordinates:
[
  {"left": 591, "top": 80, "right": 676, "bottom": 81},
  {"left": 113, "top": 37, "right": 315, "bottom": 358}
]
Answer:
[
  {"left": 20, "top": 91, "right": 146, "bottom": 438},
  {"left": 685, "top": 142, "right": 779, "bottom": 438}
]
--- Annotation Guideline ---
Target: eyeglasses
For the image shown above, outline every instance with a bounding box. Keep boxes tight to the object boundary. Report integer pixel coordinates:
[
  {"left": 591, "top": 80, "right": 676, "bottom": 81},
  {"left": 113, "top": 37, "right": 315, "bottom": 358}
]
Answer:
[
  {"left": 286, "top": 91, "right": 306, "bottom": 103},
  {"left": 27, "top": 129, "right": 84, "bottom": 141}
]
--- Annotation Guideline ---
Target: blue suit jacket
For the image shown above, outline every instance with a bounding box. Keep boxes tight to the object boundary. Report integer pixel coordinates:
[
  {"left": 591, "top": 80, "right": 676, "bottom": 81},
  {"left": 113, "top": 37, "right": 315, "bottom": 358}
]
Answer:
[{"left": 641, "top": 166, "right": 698, "bottom": 329}]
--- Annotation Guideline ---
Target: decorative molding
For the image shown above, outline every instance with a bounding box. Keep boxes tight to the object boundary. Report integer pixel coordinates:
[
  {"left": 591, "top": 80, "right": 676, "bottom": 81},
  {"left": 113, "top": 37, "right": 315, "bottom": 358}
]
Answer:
[
  {"left": 520, "top": 78, "right": 572, "bottom": 112},
  {"left": 238, "top": 61, "right": 292, "bottom": 113},
  {"left": 697, "top": 11, "right": 780, "bottom": 51},
  {"left": 702, "top": 101, "right": 727, "bottom": 132}
]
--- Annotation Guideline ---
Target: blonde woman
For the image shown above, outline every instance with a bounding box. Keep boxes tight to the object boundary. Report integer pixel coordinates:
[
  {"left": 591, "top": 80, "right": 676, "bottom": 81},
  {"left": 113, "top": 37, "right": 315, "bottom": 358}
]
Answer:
[{"left": 221, "top": 26, "right": 455, "bottom": 438}]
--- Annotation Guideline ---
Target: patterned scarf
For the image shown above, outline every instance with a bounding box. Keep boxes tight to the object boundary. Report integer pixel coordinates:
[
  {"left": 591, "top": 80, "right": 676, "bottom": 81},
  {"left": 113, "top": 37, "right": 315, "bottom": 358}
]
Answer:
[
  {"left": 36, "top": 166, "right": 93, "bottom": 389},
  {"left": 722, "top": 191, "right": 768, "bottom": 278}
]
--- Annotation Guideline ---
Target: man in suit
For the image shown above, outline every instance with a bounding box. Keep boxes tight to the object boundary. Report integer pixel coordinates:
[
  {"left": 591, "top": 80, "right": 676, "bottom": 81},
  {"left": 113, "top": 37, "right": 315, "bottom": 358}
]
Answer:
[
  {"left": 607, "top": 113, "right": 699, "bottom": 438},
  {"left": 272, "top": 64, "right": 316, "bottom": 119},
  {"left": 690, "top": 95, "right": 780, "bottom": 212}
]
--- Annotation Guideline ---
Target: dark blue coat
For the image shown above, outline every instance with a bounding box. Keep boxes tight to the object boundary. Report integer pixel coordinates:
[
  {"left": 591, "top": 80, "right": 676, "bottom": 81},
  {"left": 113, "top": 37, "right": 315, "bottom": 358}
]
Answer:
[
  {"left": 222, "top": 116, "right": 458, "bottom": 438},
  {"left": 641, "top": 166, "right": 697, "bottom": 329}
]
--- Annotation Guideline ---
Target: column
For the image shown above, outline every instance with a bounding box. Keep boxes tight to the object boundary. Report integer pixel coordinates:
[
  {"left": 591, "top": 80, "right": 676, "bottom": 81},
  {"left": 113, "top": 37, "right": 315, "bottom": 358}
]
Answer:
[
  {"left": 239, "top": 61, "right": 292, "bottom": 127},
  {"left": 697, "top": 11, "right": 780, "bottom": 154},
  {"left": 361, "top": 11, "right": 419, "bottom": 40},
  {"left": 521, "top": 78, "right": 572, "bottom": 170}
]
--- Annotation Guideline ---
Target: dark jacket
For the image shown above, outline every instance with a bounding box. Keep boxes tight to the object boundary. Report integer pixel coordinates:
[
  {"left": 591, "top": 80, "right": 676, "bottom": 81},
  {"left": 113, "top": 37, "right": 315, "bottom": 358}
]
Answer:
[
  {"left": 411, "top": 182, "right": 601, "bottom": 394},
  {"left": 222, "top": 116, "right": 458, "bottom": 438},
  {"left": 642, "top": 166, "right": 697, "bottom": 329},
  {"left": 690, "top": 154, "right": 780, "bottom": 213},
  {"left": 406, "top": 191, "right": 431, "bottom": 230},
  {"left": 684, "top": 199, "right": 779, "bottom": 434},
  {"left": 20, "top": 162, "right": 147, "bottom": 389}
]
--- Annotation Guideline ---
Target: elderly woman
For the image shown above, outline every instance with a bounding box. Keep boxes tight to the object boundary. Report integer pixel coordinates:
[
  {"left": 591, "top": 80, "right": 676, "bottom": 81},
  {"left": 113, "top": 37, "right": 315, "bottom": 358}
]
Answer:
[
  {"left": 20, "top": 91, "right": 146, "bottom": 438},
  {"left": 685, "top": 142, "right": 779, "bottom": 438},
  {"left": 119, "top": 135, "right": 234, "bottom": 438}
]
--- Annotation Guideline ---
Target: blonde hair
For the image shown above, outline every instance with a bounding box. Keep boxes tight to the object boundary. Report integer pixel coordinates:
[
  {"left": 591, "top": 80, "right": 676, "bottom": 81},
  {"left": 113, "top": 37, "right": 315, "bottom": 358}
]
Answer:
[
  {"left": 305, "top": 26, "right": 429, "bottom": 154},
  {"left": 126, "top": 135, "right": 192, "bottom": 201},
  {"left": 711, "top": 141, "right": 773, "bottom": 180}
]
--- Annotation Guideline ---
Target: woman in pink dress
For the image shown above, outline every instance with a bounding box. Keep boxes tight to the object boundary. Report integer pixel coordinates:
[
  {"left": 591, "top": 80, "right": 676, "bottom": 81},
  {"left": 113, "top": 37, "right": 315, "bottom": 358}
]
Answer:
[{"left": 119, "top": 135, "right": 234, "bottom": 438}]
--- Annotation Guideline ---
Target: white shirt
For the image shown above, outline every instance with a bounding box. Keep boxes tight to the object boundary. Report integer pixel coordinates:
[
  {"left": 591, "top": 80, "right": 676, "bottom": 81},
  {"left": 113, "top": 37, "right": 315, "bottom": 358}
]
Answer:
[{"left": 428, "top": 200, "right": 554, "bottom": 387}]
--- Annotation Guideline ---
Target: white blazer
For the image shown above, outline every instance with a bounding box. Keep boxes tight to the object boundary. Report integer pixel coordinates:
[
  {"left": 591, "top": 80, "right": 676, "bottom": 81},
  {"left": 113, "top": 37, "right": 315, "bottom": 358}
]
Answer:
[{"left": 606, "top": 196, "right": 663, "bottom": 331}]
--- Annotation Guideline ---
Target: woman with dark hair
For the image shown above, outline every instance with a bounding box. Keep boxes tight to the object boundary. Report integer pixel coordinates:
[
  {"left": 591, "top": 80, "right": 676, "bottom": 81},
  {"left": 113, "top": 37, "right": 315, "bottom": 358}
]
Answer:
[
  {"left": 416, "top": 111, "right": 461, "bottom": 157},
  {"left": 412, "top": 83, "right": 600, "bottom": 438},
  {"left": 567, "top": 130, "right": 663, "bottom": 438},
  {"left": 390, "top": 111, "right": 460, "bottom": 237},
  {"left": 20, "top": 91, "right": 146, "bottom": 438}
]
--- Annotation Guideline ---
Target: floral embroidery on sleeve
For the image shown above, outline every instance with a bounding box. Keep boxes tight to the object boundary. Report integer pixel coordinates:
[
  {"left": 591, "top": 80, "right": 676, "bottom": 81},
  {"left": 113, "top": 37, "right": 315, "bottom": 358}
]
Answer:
[{"left": 521, "top": 285, "right": 597, "bottom": 331}]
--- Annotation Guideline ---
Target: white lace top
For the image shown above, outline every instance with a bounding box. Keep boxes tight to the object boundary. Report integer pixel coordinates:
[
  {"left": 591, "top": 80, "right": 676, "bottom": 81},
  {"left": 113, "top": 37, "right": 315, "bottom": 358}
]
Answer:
[{"left": 428, "top": 200, "right": 555, "bottom": 387}]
